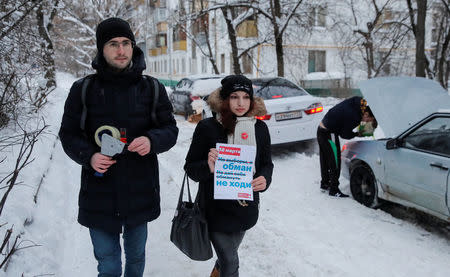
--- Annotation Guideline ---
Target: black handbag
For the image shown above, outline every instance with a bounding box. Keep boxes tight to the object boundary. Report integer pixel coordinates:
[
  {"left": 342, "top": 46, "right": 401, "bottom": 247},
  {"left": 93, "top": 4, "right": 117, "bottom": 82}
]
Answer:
[{"left": 170, "top": 172, "right": 213, "bottom": 261}]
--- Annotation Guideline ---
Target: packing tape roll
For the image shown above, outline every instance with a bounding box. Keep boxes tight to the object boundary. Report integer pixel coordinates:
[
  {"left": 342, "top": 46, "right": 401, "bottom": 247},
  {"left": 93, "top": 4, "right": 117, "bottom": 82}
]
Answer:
[{"left": 94, "top": 125, "right": 121, "bottom": 147}]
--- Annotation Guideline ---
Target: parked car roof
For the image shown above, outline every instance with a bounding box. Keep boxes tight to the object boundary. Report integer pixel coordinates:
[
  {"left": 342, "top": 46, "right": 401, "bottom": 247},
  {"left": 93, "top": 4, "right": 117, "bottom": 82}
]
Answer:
[
  {"left": 175, "top": 75, "right": 224, "bottom": 97},
  {"left": 359, "top": 77, "right": 450, "bottom": 138},
  {"left": 183, "top": 74, "right": 226, "bottom": 81}
]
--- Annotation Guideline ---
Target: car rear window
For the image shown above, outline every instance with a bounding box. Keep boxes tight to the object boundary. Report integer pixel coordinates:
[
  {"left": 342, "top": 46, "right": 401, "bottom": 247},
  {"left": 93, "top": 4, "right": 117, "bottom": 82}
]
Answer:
[{"left": 252, "top": 78, "right": 308, "bottom": 99}]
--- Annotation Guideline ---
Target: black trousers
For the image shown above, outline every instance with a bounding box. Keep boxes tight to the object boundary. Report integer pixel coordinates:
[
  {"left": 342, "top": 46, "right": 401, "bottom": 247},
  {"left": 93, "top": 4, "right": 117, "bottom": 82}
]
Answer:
[
  {"left": 210, "top": 231, "right": 246, "bottom": 277},
  {"left": 317, "top": 126, "right": 341, "bottom": 190}
]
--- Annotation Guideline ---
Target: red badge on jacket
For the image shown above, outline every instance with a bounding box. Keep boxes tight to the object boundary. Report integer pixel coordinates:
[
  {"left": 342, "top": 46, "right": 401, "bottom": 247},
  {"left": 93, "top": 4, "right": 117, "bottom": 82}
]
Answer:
[{"left": 241, "top": 132, "right": 248, "bottom": 140}]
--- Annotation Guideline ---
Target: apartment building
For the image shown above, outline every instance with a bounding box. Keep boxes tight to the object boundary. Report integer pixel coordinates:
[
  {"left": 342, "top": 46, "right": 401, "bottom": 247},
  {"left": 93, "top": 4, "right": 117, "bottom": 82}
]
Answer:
[{"left": 145, "top": 0, "right": 442, "bottom": 88}]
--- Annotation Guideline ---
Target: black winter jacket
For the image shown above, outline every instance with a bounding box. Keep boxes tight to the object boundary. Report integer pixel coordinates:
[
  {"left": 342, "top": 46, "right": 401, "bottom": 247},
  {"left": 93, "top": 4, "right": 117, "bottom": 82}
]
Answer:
[
  {"left": 184, "top": 91, "right": 273, "bottom": 232},
  {"left": 321, "top": 96, "right": 363, "bottom": 139},
  {"left": 59, "top": 47, "right": 178, "bottom": 233}
]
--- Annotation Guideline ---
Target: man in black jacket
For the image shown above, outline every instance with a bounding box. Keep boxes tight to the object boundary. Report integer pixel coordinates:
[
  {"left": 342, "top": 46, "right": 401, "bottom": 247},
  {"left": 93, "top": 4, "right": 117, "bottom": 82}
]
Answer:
[
  {"left": 317, "top": 96, "right": 376, "bottom": 197},
  {"left": 59, "top": 18, "right": 178, "bottom": 276}
]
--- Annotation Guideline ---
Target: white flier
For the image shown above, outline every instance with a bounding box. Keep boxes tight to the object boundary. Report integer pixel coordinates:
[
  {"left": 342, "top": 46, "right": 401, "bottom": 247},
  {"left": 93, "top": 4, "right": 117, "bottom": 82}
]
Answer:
[{"left": 213, "top": 143, "right": 256, "bottom": 201}]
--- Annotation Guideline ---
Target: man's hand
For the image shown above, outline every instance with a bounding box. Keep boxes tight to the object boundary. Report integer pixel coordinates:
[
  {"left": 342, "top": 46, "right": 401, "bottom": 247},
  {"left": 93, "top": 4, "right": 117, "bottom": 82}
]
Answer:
[
  {"left": 128, "top": 136, "right": 151, "bottom": 156},
  {"left": 91, "top": 153, "right": 116, "bottom": 173},
  {"left": 251, "top": 176, "right": 267, "bottom": 192},
  {"left": 207, "top": 148, "right": 218, "bottom": 173}
]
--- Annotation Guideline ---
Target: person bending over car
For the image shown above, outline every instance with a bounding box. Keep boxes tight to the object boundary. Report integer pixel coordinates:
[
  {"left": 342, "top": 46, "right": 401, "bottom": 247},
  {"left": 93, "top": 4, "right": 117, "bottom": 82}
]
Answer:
[{"left": 317, "top": 96, "right": 377, "bottom": 197}]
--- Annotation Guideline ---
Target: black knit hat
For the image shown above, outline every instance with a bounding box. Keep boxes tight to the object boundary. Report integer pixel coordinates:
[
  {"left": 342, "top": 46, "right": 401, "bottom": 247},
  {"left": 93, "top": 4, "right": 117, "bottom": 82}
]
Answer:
[
  {"left": 96, "top": 17, "right": 135, "bottom": 53},
  {"left": 220, "top": 75, "right": 254, "bottom": 100}
]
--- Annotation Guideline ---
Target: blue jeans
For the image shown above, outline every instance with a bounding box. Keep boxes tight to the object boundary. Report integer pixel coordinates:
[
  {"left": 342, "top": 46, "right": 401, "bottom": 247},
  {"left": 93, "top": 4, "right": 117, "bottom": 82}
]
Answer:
[{"left": 89, "top": 223, "right": 147, "bottom": 277}]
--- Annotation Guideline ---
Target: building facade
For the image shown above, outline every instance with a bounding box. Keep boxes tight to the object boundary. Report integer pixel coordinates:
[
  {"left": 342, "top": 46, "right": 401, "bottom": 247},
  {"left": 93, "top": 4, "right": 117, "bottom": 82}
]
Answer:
[{"left": 144, "top": 0, "right": 442, "bottom": 89}]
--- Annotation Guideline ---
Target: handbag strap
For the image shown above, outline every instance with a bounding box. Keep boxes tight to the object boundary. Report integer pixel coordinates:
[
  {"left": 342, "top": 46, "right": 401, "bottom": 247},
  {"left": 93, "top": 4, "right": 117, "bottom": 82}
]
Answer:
[{"left": 177, "top": 172, "right": 193, "bottom": 208}]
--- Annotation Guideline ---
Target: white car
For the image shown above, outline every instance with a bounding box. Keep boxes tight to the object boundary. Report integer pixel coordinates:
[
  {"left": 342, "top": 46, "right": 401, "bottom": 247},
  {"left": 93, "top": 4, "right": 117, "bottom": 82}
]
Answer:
[
  {"left": 202, "top": 77, "right": 325, "bottom": 144},
  {"left": 342, "top": 77, "right": 450, "bottom": 222},
  {"left": 250, "top": 77, "right": 325, "bottom": 144}
]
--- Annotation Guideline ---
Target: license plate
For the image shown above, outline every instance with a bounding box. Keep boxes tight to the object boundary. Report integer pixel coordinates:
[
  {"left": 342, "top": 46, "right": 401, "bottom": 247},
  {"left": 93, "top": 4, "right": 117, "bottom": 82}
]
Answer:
[{"left": 275, "top": 110, "right": 302, "bottom": 121}]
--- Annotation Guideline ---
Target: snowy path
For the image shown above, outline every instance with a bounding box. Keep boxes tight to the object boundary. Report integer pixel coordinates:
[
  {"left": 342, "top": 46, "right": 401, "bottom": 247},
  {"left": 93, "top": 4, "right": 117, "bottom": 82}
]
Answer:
[{"left": 4, "top": 74, "right": 450, "bottom": 276}]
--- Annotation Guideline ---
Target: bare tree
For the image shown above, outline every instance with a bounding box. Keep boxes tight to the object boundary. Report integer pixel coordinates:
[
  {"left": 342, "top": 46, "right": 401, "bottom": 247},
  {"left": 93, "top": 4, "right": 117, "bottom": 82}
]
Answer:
[
  {"left": 1, "top": 0, "right": 59, "bottom": 128},
  {"left": 0, "top": 224, "right": 40, "bottom": 270},
  {"left": 34, "top": 0, "right": 60, "bottom": 110},
  {"left": 431, "top": 0, "right": 450, "bottom": 88},
  {"left": 55, "top": 0, "right": 145, "bottom": 76},
  {"left": 219, "top": 3, "right": 267, "bottom": 75},
  {"left": 0, "top": 124, "right": 48, "bottom": 217},
  {"left": 172, "top": 0, "right": 269, "bottom": 75},
  {"left": 406, "top": 0, "right": 449, "bottom": 87},
  {"left": 331, "top": 0, "right": 412, "bottom": 79},
  {"left": 406, "top": 0, "right": 430, "bottom": 77},
  {"left": 233, "top": 0, "right": 304, "bottom": 77},
  {"left": 172, "top": 0, "right": 220, "bottom": 74}
]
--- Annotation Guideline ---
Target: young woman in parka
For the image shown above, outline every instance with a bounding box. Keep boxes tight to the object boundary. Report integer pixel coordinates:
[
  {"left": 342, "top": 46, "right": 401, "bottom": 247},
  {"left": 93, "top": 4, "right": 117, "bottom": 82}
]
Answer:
[{"left": 184, "top": 75, "right": 274, "bottom": 277}]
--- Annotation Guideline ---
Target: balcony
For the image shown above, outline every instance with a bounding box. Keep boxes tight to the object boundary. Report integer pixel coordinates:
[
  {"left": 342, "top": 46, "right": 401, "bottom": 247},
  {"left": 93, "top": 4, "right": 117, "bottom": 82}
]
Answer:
[
  {"left": 237, "top": 20, "right": 258, "bottom": 38},
  {"left": 173, "top": 40, "right": 187, "bottom": 51},
  {"left": 149, "top": 48, "right": 158, "bottom": 56},
  {"left": 157, "top": 22, "right": 168, "bottom": 33},
  {"left": 156, "top": 46, "right": 167, "bottom": 55}
]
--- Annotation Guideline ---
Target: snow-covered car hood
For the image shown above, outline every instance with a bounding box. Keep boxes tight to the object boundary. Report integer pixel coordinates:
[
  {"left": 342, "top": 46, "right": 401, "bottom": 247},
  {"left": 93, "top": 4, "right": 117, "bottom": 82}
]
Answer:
[{"left": 359, "top": 77, "right": 450, "bottom": 138}]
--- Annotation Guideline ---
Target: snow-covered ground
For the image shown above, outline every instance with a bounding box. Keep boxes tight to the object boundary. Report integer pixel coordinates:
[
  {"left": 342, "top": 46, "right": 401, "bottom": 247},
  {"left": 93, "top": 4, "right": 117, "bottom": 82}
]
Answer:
[{"left": 2, "top": 73, "right": 450, "bottom": 276}]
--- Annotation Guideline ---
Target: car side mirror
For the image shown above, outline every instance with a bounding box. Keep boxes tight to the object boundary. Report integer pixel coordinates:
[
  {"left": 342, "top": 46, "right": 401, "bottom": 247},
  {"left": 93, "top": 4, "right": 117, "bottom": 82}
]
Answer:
[{"left": 386, "top": 138, "right": 399, "bottom": 150}]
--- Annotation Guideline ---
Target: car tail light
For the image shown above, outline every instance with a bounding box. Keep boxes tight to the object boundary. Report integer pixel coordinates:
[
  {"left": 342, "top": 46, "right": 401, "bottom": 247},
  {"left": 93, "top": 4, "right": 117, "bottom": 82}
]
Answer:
[
  {"left": 304, "top": 103, "right": 323, "bottom": 115},
  {"left": 255, "top": 114, "right": 272, "bottom": 120},
  {"left": 271, "top": 95, "right": 283, "bottom": 99},
  {"left": 190, "top": 95, "right": 201, "bottom": 101},
  {"left": 342, "top": 144, "right": 348, "bottom": 151}
]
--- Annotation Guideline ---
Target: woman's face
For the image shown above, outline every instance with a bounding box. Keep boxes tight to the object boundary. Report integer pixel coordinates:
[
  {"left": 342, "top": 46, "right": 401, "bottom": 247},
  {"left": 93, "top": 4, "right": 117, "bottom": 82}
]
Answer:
[{"left": 229, "top": 91, "right": 251, "bottom": 116}]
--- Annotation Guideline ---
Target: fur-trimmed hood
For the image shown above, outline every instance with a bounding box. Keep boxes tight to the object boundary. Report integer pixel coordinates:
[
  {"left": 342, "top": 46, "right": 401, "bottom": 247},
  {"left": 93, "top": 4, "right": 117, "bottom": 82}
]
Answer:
[{"left": 207, "top": 88, "right": 267, "bottom": 117}]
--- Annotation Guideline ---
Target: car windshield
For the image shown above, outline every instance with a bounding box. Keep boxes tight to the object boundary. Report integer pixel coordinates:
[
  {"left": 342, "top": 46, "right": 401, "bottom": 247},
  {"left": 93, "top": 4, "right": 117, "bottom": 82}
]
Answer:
[{"left": 252, "top": 78, "right": 308, "bottom": 100}]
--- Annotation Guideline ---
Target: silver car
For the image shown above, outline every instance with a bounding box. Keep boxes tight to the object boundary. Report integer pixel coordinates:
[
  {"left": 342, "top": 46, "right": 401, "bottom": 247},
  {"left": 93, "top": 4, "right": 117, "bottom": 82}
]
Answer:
[{"left": 341, "top": 77, "right": 450, "bottom": 222}]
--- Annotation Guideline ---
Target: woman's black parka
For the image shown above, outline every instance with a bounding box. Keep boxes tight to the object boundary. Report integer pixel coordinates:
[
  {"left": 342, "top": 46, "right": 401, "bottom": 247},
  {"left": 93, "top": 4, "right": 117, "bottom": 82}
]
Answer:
[{"left": 184, "top": 90, "right": 274, "bottom": 232}]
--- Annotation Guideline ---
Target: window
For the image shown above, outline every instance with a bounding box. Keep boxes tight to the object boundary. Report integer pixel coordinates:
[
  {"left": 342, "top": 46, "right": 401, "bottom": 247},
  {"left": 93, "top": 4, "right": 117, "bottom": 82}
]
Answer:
[
  {"left": 159, "top": 8, "right": 166, "bottom": 19},
  {"left": 308, "top": 50, "right": 326, "bottom": 73},
  {"left": 192, "top": 58, "right": 197, "bottom": 74},
  {"left": 164, "top": 60, "right": 167, "bottom": 73},
  {"left": 156, "top": 34, "right": 167, "bottom": 47},
  {"left": 375, "top": 51, "right": 391, "bottom": 76},
  {"left": 201, "top": 57, "right": 207, "bottom": 73},
  {"left": 309, "top": 5, "right": 327, "bottom": 27},
  {"left": 221, "top": 54, "right": 225, "bottom": 73},
  {"left": 242, "top": 53, "right": 253, "bottom": 74},
  {"left": 403, "top": 116, "right": 450, "bottom": 156},
  {"left": 431, "top": 12, "right": 440, "bottom": 44},
  {"left": 182, "top": 58, "right": 186, "bottom": 73}
]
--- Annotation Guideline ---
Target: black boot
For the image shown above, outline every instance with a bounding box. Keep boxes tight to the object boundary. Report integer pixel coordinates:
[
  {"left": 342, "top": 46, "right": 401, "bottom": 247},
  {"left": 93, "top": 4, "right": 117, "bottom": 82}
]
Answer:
[
  {"left": 320, "top": 182, "right": 330, "bottom": 192},
  {"left": 329, "top": 187, "right": 349, "bottom": 198}
]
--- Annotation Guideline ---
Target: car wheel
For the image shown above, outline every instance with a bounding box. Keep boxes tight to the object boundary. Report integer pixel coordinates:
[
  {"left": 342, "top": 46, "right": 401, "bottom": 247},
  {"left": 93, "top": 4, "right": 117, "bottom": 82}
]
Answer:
[{"left": 350, "top": 164, "right": 379, "bottom": 208}]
